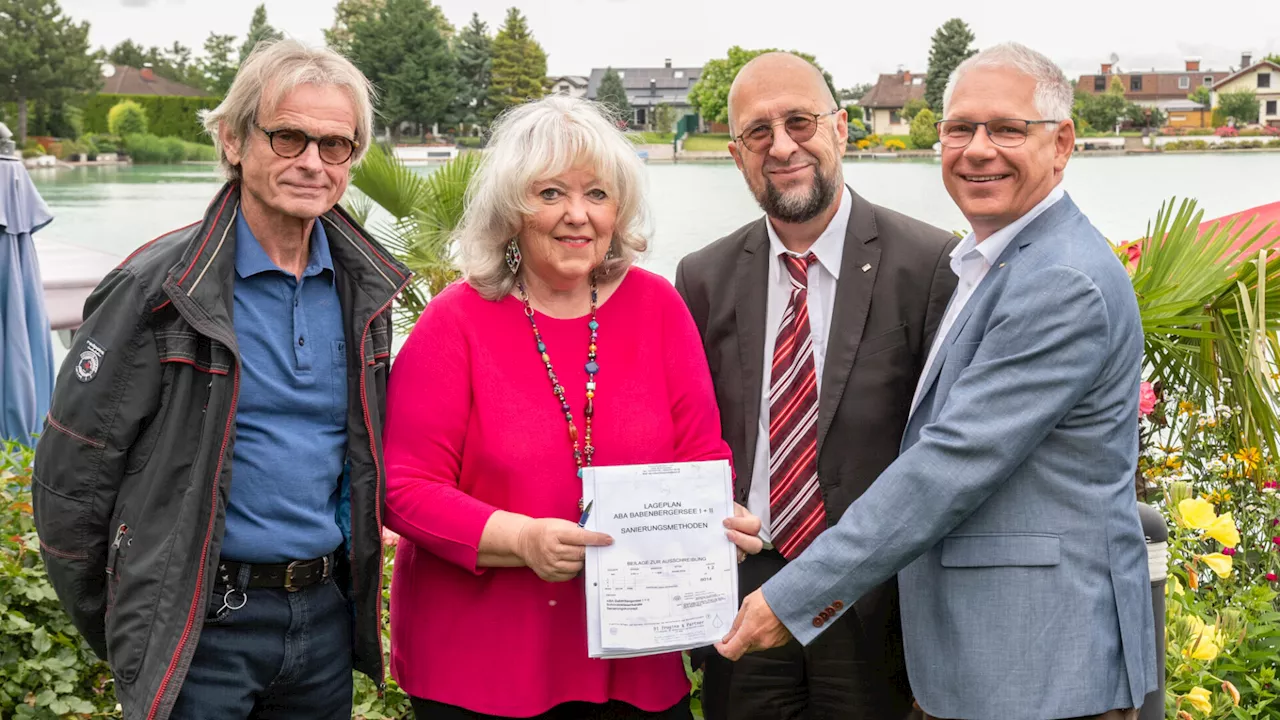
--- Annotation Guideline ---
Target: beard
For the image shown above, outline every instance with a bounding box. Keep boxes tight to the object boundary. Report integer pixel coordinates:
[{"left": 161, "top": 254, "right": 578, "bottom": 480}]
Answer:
[{"left": 751, "top": 159, "right": 839, "bottom": 224}]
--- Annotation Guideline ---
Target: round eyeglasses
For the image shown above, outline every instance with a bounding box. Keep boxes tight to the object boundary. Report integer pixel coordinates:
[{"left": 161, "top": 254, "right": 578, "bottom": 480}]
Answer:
[
  {"left": 735, "top": 109, "right": 841, "bottom": 153},
  {"left": 934, "top": 118, "right": 1061, "bottom": 148},
  {"left": 255, "top": 122, "right": 358, "bottom": 165}
]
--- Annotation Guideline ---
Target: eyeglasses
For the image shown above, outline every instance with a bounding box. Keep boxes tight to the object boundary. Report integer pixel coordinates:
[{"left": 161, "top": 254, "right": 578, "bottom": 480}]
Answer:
[
  {"left": 255, "top": 122, "right": 358, "bottom": 165},
  {"left": 735, "top": 109, "right": 841, "bottom": 153},
  {"left": 934, "top": 118, "right": 1060, "bottom": 148}
]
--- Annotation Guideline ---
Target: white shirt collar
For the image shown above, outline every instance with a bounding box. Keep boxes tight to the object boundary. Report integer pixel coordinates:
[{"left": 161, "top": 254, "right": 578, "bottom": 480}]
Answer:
[
  {"left": 951, "top": 183, "right": 1067, "bottom": 268},
  {"left": 765, "top": 184, "right": 853, "bottom": 280}
]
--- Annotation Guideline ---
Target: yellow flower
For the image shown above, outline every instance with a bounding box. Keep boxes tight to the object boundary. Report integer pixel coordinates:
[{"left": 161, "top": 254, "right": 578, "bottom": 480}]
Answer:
[
  {"left": 1234, "top": 447, "right": 1261, "bottom": 471},
  {"left": 1183, "top": 616, "right": 1224, "bottom": 661},
  {"left": 1201, "top": 553, "right": 1233, "bottom": 578},
  {"left": 1166, "top": 455, "right": 1183, "bottom": 470},
  {"left": 1205, "top": 512, "right": 1241, "bottom": 548},
  {"left": 1179, "top": 401, "right": 1198, "bottom": 415},
  {"left": 1183, "top": 687, "right": 1213, "bottom": 713},
  {"left": 1178, "top": 498, "right": 1218, "bottom": 529},
  {"left": 1222, "top": 680, "right": 1240, "bottom": 706}
]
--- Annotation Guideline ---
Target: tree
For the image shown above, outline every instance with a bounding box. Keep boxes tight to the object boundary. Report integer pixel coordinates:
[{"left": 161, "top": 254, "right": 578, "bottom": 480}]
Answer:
[
  {"left": 909, "top": 108, "right": 938, "bottom": 148},
  {"left": 901, "top": 98, "right": 929, "bottom": 123},
  {"left": 923, "top": 18, "right": 977, "bottom": 114},
  {"left": 650, "top": 103, "right": 676, "bottom": 133},
  {"left": 1265, "top": 54, "right": 1280, "bottom": 65},
  {"left": 1188, "top": 85, "right": 1212, "bottom": 108},
  {"left": 1124, "top": 104, "right": 1165, "bottom": 130},
  {"left": 844, "top": 104, "right": 864, "bottom": 122},
  {"left": 198, "top": 33, "right": 239, "bottom": 97},
  {"left": 687, "top": 46, "right": 839, "bottom": 126},
  {"left": 107, "top": 39, "right": 149, "bottom": 68},
  {"left": 348, "top": 0, "right": 457, "bottom": 140},
  {"left": 838, "top": 83, "right": 873, "bottom": 102},
  {"left": 240, "top": 3, "right": 283, "bottom": 63},
  {"left": 1076, "top": 76, "right": 1132, "bottom": 132},
  {"left": 1218, "top": 90, "right": 1260, "bottom": 125},
  {"left": 596, "top": 67, "right": 631, "bottom": 123},
  {"left": 0, "top": 0, "right": 101, "bottom": 143},
  {"left": 487, "top": 7, "right": 547, "bottom": 120},
  {"left": 326, "top": 0, "right": 382, "bottom": 55},
  {"left": 450, "top": 13, "right": 492, "bottom": 129}
]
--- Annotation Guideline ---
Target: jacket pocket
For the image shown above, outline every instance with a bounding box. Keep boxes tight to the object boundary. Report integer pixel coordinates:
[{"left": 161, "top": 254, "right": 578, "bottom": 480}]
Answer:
[
  {"left": 856, "top": 323, "right": 908, "bottom": 360},
  {"left": 940, "top": 533, "right": 1060, "bottom": 568},
  {"left": 104, "top": 519, "right": 128, "bottom": 614}
]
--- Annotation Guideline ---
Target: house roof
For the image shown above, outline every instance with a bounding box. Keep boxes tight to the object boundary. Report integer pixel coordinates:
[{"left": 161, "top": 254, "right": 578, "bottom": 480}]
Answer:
[
  {"left": 549, "top": 75, "right": 589, "bottom": 88},
  {"left": 1079, "top": 69, "right": 1232, "bottom": 100},
  {"left": 586, "top": 66, "right": 702, "bottom": 107},
  {"left": 100, "top": 64, "right": 209, "bottom": 97},
  {"left": 859, "top": 73, "right": 926, "bottom": 109},
  {"left": 1212, "top": 60, "right": 1280, "bottom": 90}
]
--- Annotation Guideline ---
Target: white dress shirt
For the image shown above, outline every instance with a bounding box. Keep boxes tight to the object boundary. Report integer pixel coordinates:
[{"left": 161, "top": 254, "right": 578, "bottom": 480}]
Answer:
[
  {"left": 749, "top": 186, "right": 853, "bottom": 545},
  {"left": 910, "top": 183, "right": 1067, "bottom": 414}
]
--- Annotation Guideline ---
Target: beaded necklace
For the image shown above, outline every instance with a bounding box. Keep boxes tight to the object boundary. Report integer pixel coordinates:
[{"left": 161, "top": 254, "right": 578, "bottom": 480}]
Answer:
[{"left": 517, "top": 281, "right": 600, "bottom": 502}]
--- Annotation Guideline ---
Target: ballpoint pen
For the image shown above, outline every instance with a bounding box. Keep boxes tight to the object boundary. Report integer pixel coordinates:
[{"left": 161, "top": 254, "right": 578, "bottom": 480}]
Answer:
[{"left": 577, "top": 500, "right": 593, "bottom": 528}]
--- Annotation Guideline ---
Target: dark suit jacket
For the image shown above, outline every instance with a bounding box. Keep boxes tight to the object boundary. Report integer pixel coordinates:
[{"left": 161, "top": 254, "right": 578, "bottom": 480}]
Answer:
[{"left": 674, "top": 188, "right": 957, "bottom": 693}]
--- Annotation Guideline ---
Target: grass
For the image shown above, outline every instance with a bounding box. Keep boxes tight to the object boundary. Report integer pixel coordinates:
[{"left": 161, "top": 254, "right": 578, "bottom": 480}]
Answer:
[
  {"left": 630, "top": 132, "right": 675, "bottom": 144},
  {"left": 682, "top": 134, "right": 733, "bottom": 152}
]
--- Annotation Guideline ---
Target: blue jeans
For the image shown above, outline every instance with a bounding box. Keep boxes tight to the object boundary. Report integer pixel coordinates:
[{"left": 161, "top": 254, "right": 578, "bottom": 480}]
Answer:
[{"left": 169, "top": 575, "right": 353, "bottom": 719}]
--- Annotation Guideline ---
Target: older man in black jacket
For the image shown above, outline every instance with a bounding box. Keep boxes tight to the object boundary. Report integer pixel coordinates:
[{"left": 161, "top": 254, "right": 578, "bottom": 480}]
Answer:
[{"left": 33, "top": 39, "right": 408, "bottom": 720}]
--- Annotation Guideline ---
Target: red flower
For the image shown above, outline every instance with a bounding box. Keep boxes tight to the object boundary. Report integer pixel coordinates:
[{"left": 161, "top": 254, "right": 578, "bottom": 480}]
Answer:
[
  {"left": 1269, "top": 573, "right": 1279, "bottom": 582},
  {"left": 1139, "top": 382, "right": 1157, "bottom": 416},
  {"left": 1223, "top": 547, "right": 1237, "bottom": 556},
  {"left": 1126, "top": 242, "right": 1143, "bottom": 267}
]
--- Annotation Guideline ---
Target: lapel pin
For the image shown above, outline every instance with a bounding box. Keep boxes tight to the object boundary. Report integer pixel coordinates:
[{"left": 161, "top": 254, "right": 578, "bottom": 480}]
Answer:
[
  {"left": 861, "top": 263, "right": 872, "bottom": 272},
  {"left": 998, "top": 263, "right": 1006, "bottom": 268}
]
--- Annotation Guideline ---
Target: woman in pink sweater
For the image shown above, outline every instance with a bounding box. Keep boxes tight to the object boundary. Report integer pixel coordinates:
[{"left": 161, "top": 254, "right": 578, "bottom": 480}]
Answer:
[{"left": 382, "top": 96, "right": 763, "bottom": 719}]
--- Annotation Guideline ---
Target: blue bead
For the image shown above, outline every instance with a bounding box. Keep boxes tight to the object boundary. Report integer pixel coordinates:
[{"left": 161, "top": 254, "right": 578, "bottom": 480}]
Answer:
[
  {"left": 585, "top": 361, "right": 599, "bottom": 374},
  {"left": 588, "top": 320, "right": 599, "bottom": 331},
  {"left": 537, "top": 342, "right": 546, "bottom": 352},
  {"left": 577, "top": 468, "right": 584, "bottom": 478}
]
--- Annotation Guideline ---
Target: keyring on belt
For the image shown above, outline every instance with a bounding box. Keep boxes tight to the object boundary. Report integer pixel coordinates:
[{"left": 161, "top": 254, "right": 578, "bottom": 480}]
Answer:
[{"left": 218, "top": 587, "right": 248, "bottom": 615}]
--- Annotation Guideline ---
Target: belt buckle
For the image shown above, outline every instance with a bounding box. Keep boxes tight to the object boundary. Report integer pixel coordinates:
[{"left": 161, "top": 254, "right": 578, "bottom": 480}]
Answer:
[{"left": 283, "top": 560, "right": 302, "bottom": 592}]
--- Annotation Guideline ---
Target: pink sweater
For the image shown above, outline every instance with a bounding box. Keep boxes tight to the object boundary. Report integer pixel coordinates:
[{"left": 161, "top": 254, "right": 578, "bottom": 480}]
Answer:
[{"left": 383, "top": 268, "right": 732, "bottom": 716}]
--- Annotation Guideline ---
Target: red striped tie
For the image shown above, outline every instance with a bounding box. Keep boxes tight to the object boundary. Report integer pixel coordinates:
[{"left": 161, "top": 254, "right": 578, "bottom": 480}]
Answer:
[{"left": 769, "top": 252, "right": 825, "bottom": 559}]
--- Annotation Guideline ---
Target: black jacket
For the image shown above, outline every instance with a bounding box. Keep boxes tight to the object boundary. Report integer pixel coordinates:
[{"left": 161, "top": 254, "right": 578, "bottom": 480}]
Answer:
[{"left": 32, "top": 183, "right": 410, "bottom": 720}]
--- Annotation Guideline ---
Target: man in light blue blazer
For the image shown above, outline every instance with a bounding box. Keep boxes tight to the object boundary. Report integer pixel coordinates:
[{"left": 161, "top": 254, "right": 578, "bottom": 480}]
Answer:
[{"left": 715, "top": 42, "right": 1157, "bottom": 720}]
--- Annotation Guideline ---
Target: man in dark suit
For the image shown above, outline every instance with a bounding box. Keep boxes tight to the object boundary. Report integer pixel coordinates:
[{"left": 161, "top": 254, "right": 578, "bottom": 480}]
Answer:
[{"left": 674, "top": 52, "right": 957, "bottom": 719}]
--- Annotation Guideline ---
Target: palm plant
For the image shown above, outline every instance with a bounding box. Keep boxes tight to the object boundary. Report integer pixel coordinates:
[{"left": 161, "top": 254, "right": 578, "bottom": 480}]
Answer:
[
  {"left": 1129, "top": 198, "right": 1280, "bottom": 458},
  {"left": 346, "top": 143, "right": 480, "bottom": 333}
]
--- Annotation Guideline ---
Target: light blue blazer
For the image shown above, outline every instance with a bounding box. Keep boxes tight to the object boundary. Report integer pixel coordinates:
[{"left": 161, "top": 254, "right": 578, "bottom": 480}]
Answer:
[{"left": 762, "top": 194, "right": 1157, "bottom": 719}]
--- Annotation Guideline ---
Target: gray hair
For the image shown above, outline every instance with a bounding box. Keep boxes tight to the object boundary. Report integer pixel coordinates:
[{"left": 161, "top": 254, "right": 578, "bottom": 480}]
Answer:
[
  {"left": 200, "top": 39, "right": 375, "bottom": 181},
  {"left": 456, "top": 95, "right": 650, "bottom": 301},
  {"left": 943, "top": 42, "right": 1074, "bottom": 122}
]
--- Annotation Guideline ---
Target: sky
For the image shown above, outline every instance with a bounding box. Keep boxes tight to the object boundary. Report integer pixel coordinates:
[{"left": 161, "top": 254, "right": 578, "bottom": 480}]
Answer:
[{"left": 64, "top": 0, "right": 1280, "bottom": 89}]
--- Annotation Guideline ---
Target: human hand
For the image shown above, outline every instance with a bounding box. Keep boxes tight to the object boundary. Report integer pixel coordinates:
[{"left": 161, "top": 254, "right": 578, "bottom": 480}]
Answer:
[
  {"left": 714, "top": 588, "right": 792, "bottom": 661},
  {"left": 516, "top": 518, "right": 613, "bottom": 582},
  {"left": 724, "top": 502, "right": 763, "bottom": 563}
]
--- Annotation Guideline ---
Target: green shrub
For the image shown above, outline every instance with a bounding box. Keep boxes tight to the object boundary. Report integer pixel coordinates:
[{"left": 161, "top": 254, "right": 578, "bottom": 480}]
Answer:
[
  {"left": 184, "top": 141, "right": 217, "bottom": 162},
  {"left": 56, "top": 140, "right": 88, "bottom": 160},
  {"left": 108, "top": 100, "right": 148, "bottom": 137},
  {"left": 0, "top": 441, "right": 117, "bottom": 719},
  {"left": 909, "top": 109, "right": 939, "bottom": 150},
  {"left": 80, "top": 94, "right": 219, "bottom": 144},
  {"left": 455, "top": 136, "right": 485, "bottom": 149},
  {"left": 89, "top": 134, "right": 120, "bottom": 154}
]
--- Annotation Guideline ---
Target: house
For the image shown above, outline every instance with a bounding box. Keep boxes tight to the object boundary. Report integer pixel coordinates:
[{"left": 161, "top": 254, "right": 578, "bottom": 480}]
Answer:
[
  {"left": 1076, "top": 57, "right": 1230, "bottom": 108},
  {"left": 858, "top": 71, "right": 925, "bottom": 135},
  {"left": 548, "top": 75, "right": 589, "bottom": 99},
  {"left": 99, "top": 63, "right": 208, "bottom": 97},
  {"left": 1212, "top": 55, "right": 1280, "bottom": 127},
  {"left": 586, "top": 59, "right": 701, "bottom": 130}
]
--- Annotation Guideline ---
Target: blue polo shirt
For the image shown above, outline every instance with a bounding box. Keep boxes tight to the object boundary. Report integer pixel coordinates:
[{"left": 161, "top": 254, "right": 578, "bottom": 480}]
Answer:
[{"left": 222, "top": 210, "right": 348, "bottom": 563}]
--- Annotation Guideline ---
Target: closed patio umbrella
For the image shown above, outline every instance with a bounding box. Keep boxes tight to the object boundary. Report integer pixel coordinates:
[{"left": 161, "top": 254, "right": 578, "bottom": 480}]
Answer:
[{"left": 0, "top": 125, "right": 55, "bottom": 446}]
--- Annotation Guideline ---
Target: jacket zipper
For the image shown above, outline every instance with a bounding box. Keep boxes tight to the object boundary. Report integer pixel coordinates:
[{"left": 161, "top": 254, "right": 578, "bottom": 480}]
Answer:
[
  {"left": 358, "top": 289, "right": 405, "bottom": 692},
  {"left": 106, "top": 524, "right": 128, "bottom": 606},
  {"left": 146, "top": 365, "right": 239, "bottom": 720}
]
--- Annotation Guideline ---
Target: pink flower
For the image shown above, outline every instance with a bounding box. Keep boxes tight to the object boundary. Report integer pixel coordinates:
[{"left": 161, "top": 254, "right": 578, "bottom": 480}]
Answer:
[
  {"left": 1126, "top": 242, "right": 1143, "bottom": 267},
  {"left": 1223, "top": 547, "right": 1238, "bottom": 556},
  {"left": 1269, "top": 573, "right": 1279, "bottom": 582},
  {"left": 1139, "top": 382, "right": 1157, "bottom": 416},
  {"left": 1274, "top": 518, "right": 1280, "bottom": 526},
  {"left": 1265, "top": 481, "right": 1279, "bottom": 490},
  {"left": 1273, "top": 536, "right": 1280, "bottom": 546}
]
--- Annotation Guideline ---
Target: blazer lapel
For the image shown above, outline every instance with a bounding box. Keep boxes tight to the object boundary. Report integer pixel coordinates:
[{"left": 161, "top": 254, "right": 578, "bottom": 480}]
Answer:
[
  {"left": 816, "top": 191, "right": 879, "bottom": 458},
  {"left": 735, "top": 220, "right": 770, "bottom": 497}
]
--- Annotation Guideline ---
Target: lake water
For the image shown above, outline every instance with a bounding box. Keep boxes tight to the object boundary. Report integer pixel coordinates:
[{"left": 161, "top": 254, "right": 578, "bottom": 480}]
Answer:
[{"left": 29, "top": 153, "right": 1280, "bottom": 286}]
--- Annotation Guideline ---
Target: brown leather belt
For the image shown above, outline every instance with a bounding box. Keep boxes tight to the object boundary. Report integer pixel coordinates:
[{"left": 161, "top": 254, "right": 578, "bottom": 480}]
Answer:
[{"left": 216, "top": 554, "right": 332, "bottom": 592}]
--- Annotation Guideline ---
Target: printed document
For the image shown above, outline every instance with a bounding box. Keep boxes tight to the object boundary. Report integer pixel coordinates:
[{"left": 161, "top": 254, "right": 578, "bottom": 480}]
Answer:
[{"left": 582, "top": 460, "right": 738, "bottom": 659}]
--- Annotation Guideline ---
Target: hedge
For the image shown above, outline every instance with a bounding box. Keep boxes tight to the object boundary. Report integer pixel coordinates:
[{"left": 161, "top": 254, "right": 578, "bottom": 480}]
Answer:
[{"left": 80, "top": 94, "right": 220, "bottom": 145}]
